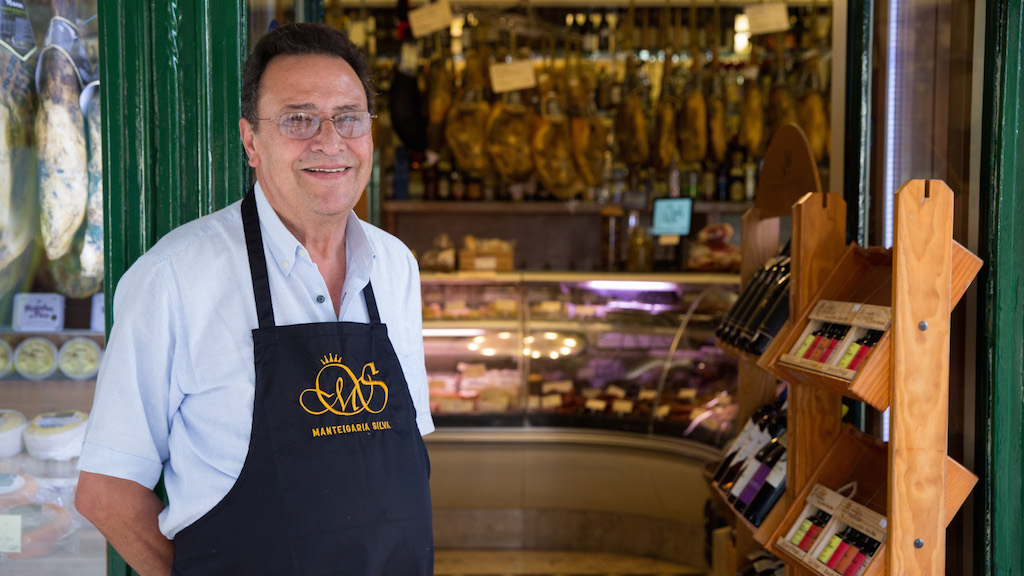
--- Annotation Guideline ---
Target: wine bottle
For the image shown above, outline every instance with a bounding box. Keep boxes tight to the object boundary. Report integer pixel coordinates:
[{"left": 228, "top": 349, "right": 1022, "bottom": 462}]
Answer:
[
  {"left": 744, "top": 455, "right": 786, "bottom": 526},
  {"left": 734, "top": 435, "right": 786, "bottom": 512},
  {"left": 747, "top": 280, "right": 791, "bottom": 354},
  {"left": 718, "top": 409, "right": 780, "bottom": 489},
  {"left": 842, "top": 536, "right": 881, "bottom": 576},
  {"left": 717, "top": 254, "right": 784, "bottom": 341},
  {"left": 847, "top": 329, "right": 883, "bottom": 371},
  {"left": 713, "top": 405, "right": 769, "bottom": 482},
  {"left": 736, "top": 261, "right": 791, "bottom": 350}
]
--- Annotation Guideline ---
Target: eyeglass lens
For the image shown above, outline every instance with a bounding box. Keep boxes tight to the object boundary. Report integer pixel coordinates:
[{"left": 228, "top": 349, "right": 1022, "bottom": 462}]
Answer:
[{"left": 277, "top": 112, "right": 373, "bottom": 140}]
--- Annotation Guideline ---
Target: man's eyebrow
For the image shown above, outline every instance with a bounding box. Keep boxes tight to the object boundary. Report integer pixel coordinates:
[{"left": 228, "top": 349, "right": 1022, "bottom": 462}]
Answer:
[{"left": 277, "top": 103, "right": 366, "bottom": 114}]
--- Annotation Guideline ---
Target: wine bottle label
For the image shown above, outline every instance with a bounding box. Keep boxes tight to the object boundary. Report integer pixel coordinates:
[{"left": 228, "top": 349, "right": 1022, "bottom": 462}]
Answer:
[
  {"left": 817, "top": 534, "right": 846, "bottom": 564},
  {"left": 833, "top": 542, "right": 862, "bottom": 573},
  {"left": 847, "top": 343, "right": 874, "bottom": 370},
  {"left": 802, "top": 335, "right": 825, "bottom": 359},
  {"left": 838, "top": 342, "right": 862, "bottom": 368},
  {"left": 728, "top": 456, "right": 763, "bottom": 499},
  {"left": 793, "top": 332, "right": 818, "bottom": 357},
  {"left": 789, "top": 518, "right": 814, "bottom": 546},
  {"left": 842, "top": 552, "right": 868, "bottom": 576},
  {"left": 798, "top": 524, "right": 824, "bottom": 551},
  {"left": 737, "top": 468, "right": 771, "bottom": 506},
  {"left": 764, "top": 453, "right": 787, "bottom": 486}
]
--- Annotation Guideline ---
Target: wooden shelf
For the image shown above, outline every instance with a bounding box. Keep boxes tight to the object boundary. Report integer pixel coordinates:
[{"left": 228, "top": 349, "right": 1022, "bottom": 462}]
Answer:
[
  {"left": 383, "top": 199, "right": 752, "bottom": 216},
  {"left": 420, "top": 270, "right": 740, "bottom": 285}
]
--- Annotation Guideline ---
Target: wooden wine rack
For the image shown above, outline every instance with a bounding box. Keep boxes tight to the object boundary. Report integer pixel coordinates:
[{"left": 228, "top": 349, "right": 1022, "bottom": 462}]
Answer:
[{"left": 711, "top": 123, "right": 979, "bottom": 576}]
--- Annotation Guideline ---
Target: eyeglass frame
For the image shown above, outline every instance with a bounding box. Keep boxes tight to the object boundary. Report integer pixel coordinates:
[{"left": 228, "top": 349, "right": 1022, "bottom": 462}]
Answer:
[{"left": 253, "top": 110, "right": 377, "bottom": 140}]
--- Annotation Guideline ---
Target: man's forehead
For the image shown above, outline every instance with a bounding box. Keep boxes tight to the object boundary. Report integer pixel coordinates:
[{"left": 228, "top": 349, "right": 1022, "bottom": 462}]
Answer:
[{"left": 258, "top": 55, "right": 366, "bottom": 107}]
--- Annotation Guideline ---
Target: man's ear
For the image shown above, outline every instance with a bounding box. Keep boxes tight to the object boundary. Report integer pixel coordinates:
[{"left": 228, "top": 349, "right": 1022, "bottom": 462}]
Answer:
[{"left": 239, "top": 118, "right": 258, "bottom": 167}]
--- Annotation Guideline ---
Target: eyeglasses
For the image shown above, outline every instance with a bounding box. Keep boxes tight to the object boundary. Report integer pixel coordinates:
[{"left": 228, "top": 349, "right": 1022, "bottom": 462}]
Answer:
[{"left": 257, "top": 111, "right": 376, "bottom": 140}]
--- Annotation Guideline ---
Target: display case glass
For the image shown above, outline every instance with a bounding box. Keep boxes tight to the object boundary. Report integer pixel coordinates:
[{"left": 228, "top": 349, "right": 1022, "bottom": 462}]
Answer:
[{"left": 421, "top": 271, "right": 742, "bottom": 446}]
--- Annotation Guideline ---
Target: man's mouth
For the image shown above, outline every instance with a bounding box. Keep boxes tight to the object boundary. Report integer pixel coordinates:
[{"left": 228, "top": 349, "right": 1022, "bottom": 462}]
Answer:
[{"left": 305, "top": 167, "right": 349, "bottom": 173}]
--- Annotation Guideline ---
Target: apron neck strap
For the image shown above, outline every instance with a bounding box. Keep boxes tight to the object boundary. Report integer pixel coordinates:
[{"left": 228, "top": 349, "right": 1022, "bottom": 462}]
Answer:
[
  {"left": 242, "top": 191, "right": 276, "bottom": 329},
  {"left": 363, "top": 281, "right": 381, "bottom": 324}
]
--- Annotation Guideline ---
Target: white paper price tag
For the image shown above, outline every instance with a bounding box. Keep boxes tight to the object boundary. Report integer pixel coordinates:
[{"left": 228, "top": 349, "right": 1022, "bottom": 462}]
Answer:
[
  {"left": 12, "top": 293, "right": 65, "bottom": 332},
  {"left": 612, "top": 399, "right": 634, "bottom": 414},
  {"left": 90, "top": 292, "right": 105, "bottom": 333},
  {"left": 604, "top": 384, "right": 627, "bottom": 399},
  {"left": 541, "top": 393, "right": 563, "bottom": 408},
  {"left": 677, "top": 388, "right": 698, "bottom": 400},
  {"left": 409, "top": 0, "right": 453, "bottom": 38},
  {"left": 745, "top": 3, "right": 791, "bottom": 36},
  {"left": 542, "top": 380, "right": 574, "bottom": 394},
  {"left": 0, "top": 514, "right": 20, "bottom": 553},
  {"left": 638, "top": 389, "right": 658, "bottom": 401},
  {"left": 460, "top": 363, "right": 487, "bottom": 378},
  {"left": 489, "top": 60, "right": 537, "bottom": 93},
  {"left": 585, "top": 398, "right": 608, "bottom": 412}
]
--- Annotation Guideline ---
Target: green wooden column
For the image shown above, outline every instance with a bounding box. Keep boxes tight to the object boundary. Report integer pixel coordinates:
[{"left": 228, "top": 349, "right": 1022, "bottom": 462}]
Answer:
[
  {"left": 98, "top": 1, "right": 247, "bottom": 574},
  {"left": 979, "top": 2, "right": 1024, "bottom": 576}
]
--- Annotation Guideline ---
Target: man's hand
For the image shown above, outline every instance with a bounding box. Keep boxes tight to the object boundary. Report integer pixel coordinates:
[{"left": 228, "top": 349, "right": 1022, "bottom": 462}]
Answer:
[{"left": 76, "top": 472, "right": 174, "bottom": 576}]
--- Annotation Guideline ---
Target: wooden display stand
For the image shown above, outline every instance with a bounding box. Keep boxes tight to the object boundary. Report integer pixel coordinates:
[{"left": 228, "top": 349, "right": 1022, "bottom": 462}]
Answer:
[
  {"left": 761, "top": 179, "right": 980, "bottom": 576},
  {"left": 711, "top": 124, "right": 847, "bottom": 560},
  {"left": 710, "top": 128, "right": 979, "bottom": 576}
]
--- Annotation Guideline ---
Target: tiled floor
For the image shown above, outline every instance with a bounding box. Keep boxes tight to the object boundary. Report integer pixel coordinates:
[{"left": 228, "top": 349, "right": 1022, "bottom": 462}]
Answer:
[{"left": 434, "top": 549, "right": 705, "bottom": 576}]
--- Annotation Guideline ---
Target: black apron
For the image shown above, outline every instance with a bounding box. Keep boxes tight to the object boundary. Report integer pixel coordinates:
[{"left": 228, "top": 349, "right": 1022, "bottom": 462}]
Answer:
[{"left": 172, "top": 192, "right": 433, "bottom": 575}]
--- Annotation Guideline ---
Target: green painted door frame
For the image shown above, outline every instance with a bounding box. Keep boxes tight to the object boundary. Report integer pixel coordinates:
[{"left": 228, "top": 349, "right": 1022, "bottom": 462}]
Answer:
[
  {"left": 979, "top": 2, "right": 1024, "bottom": 576},
  {"left": 94, "top": 1, "right": 1021, "bottom": 575},
  {"left": 98, "top": 0, "right": 247, "bottom": 573}
]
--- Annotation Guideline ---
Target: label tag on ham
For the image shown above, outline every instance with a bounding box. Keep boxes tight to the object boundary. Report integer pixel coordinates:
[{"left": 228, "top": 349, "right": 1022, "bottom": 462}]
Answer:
[
  {"left": 489, "top": 60, "right": 537, "bottom": 93},
  {"left": 745, "top": 4, "right": 791, "bottom": 36},
  {"left": 0, "top": 514, "right": 20, "bottom": 553},
  {"left": 409, "top": 0, "right": 453, "bottom": 38}
]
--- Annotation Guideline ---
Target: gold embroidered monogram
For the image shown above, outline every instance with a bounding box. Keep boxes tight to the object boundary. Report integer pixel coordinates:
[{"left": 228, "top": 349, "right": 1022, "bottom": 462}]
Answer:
[{"left": 299, "top": 354, "right": 390, "bottom": 416}]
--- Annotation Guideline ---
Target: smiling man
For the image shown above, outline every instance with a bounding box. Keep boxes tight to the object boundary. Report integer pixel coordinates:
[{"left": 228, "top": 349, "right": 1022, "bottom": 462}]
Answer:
[{"left": 75, "top": 24, "right": 434, "bottom": 576}]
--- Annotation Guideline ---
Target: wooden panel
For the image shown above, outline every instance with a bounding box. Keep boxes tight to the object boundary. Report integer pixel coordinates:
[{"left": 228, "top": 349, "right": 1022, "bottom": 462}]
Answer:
[
  {"left": 888, "top": 179, "right": 954, "bottom": 576},
  {"left": 790, "top": 192, "right": 848, "bottom": 316},
  {"left": 754, "top": 124, "right": 824, "bottom": 219},
  {"left": 738, "top": 208, "right": 781, "bottom": 289}
]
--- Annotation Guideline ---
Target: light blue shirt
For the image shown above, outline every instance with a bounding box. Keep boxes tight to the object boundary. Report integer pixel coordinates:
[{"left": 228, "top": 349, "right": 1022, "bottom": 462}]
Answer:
[{"left": 79, "top": 183, "right": 433, "bottom": 539}]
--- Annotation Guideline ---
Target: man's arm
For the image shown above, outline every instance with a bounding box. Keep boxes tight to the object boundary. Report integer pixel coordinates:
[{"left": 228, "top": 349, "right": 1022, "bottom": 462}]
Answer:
[{"left": 75, "top": 471, "right": 174, "bottom": 576}]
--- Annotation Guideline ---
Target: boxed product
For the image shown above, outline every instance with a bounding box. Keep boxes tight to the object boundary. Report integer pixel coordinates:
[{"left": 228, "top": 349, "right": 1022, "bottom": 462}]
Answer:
[
  {"left": 779, "top": 300, "right": 891, "bottom": 381},
  {"left": 775, "top": 483, "right": 848, "bottom": 560}
]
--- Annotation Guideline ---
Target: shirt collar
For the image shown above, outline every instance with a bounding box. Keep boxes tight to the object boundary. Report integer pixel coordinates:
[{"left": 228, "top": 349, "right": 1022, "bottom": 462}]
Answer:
[{"left": 253, "top": 181, "right": 374, "bottom": 281}]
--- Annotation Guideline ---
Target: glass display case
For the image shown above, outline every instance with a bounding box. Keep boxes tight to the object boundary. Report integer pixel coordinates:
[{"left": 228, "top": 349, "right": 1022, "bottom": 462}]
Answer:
[{"left": 420, "top": 271, "right": 742, "bottom": 447}]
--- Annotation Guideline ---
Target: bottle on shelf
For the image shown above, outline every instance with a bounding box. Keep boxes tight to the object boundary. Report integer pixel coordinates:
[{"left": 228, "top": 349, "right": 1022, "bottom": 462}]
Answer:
[
  {"left": 733, "top": 431, "right": 786, "bottom": 513},
  {"left": 743, "top": 451, "right": 787, "bottom": 526},
  {"left": 735, "top": 261, "right": 790, "bottom": 352},
  {"left": 625, "top": 211, "right": 654, "bottom": 272}
]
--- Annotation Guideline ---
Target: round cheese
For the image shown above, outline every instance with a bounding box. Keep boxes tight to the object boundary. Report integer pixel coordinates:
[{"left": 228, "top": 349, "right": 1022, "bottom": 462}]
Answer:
[
  {"left": 0, "top": 472, "right": 39, "bottom": 507},
  {"left": 0, "top": 409, "right": 28, "bottom": 458},
  {"left": 13, "top": 337, "right": 59, "bottom": 380},
  {"left": 58, "top": 337, "right": 102, "bottom": 380},
  {"left": 23, "top": 411, "right": 88, "bottom": 461},
  {"left": 0, "top": 339, "right": 12, "bottom": 377},
  {"left": 3, "top": 502, "right": 73, "bottom": 558}
]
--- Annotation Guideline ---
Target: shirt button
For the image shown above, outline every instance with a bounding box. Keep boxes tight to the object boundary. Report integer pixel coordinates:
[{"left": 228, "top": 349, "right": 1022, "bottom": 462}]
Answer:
[
  {"left": 282, "top": 261, "right": 291, "bottom": 269},
  {"left": 316, "top": 295, "right": 326, "bottom": 303}
]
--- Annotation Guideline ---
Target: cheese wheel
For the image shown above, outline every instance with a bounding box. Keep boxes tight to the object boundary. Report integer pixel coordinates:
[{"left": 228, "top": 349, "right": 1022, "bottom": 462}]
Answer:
[
  {"left": 0, "top": 339, "right": 12, "bottom": 377},
  {"left": 0, "top": 472, "right": 39, "bottom": 507},
  {"left": 0, "top": 409, "right": 28, "bottom": 457},
  {"left": 3, "top": 502, "right": 73, "bottom": 558},
  {"left": 23, "top": 411, "right": 88, "bottom": 461},
  {"left": 58, "top": 337, "right": 102, "bottom": 380},
  {"left": 13, "top": 337, "right": 59, "bottom": 380}
]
